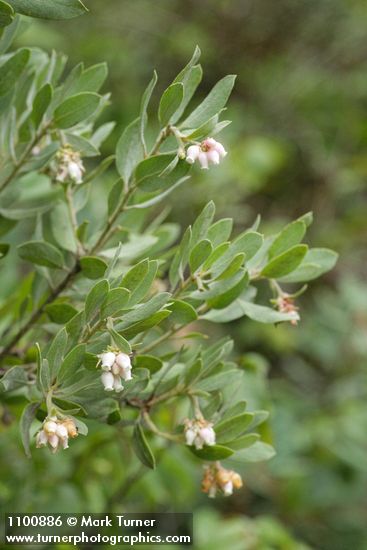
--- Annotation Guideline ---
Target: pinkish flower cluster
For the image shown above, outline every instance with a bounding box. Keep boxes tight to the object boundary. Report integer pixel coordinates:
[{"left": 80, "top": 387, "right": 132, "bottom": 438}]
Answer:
[
  {"left": 202, "top": 463, "right": 243, "bottom": 498},
  {"left": 99, "top": 351, "right": 132, "bottom": 393},
  {"left": 184, "top": 418, "right": 216, "bottom": 449},
  {"left": 186, "top": 138, "right": 227, "bottom": 169},
  {"left": 36, "top": 417, "right": 78, "bottom": 453},
  {"left": 276, "top": 294, "right": 300, "bottom": 326},
  {"left": 54, "top": 146, "right": 85, "bottom": 184}
]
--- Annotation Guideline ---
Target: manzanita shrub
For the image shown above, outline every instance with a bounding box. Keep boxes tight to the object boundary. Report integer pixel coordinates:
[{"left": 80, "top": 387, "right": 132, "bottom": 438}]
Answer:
[{"left": 0, "top": 1, "right": 338, "bottom": 499}]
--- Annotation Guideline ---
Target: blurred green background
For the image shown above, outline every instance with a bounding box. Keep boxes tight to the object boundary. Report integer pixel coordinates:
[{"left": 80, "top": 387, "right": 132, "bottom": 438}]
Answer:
[{"left": 1, "top": 1, "right": 367, "bottom": 548}]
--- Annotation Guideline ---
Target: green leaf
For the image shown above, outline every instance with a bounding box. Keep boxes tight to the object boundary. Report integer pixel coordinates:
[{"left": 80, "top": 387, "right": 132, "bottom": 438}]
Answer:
[
  {"left": 181, "top": 75, "right": 236, "bottom": 129},
  {"left": 80, "top": 256, "right": 107, "bottom": 280},
  {"left": 298, "top": 211, "right": 313, "bottom": 227},
  {"left": 169, "top": 226, "right": 192, "bottom": 287},
  {"left": 107, "top": 179, "right": 124, "bottom": 216},
  {"left": 269, "top": 220, "right": 306, "bottom": 259},
  {"left": 132, "top": 423, "right": 156, "bottom": 469},
  {"left": 191, "top": 201, "right": 216, "bottom": 245},
  {"left": 171, "top": 46, "right": 202, "bottom": 123},
  {"left": 135, "top": 153, "right": 175, "bottom": 184},
  {"left": 140, "top": 70, "right": 158, "bottom": 150},
  {"left": 20, "top": 402, "right": 40, "bottom": 458},
  {"left": 122, "top": 310, "right": 171, "bottom": 339},
  {"left": 0, "top": 1, "right": 14, "bottom": 28},
  {"left": 65, "top": 310, "right": 85, "bottom": 346},
  {"left": 202, "top": 242, "right": 230, "bottom": 271},
  {"left": 127, "top": 175, "right": 189, "bottom": 209},
  {"left": 58, "top": 343, "right": 86, "bottom": 384},
  {"left": 184, "top": 358, "right": 202, "bottom": 386},
  {"left": 134, "top": 355, "right": 163, "bottom": 375},
  {"left": 183, "top": 113, "right": 220, "bottom": 141},
  {"left": 207, "top": 218, "right": 233, "bottom": 247},
  {"left": 71, "top": 62, "right": 108, "bottom": 94},
  {"left": 135, "top": 154, "right": 190, "bottom": 193},
  {"left": 172, "top": 64, "right": 202, "bottom": 124},
  {"left": 158, "top": 82, "right": 184, "bottom": 126},
  {"left": 120, "top": 259, "right": 155, "bottom": 307},
  {"left": 50, "top": 201, "right": 77, "bottom": 253},
  {"left": 215, "top": 253, "right": 245, "bottom": 280},
  {"left": 196, "top": 370, "right": 240, "bottom": 392},
  {"left": 120, "top": 258, "right": 148, "bottom": 289},
  {"left": 189, "top": 444, "right": 234, "bottom": 461},
  {"left": 108, "top": 328, "right": 131, "bottom": 354},
  {"left": 85, "top": 279, "right": 109, "bottom": 322},
  {"left": 225, "top": 433, "right": 260, "bottom": 451},
  {"left": 54, "top": 92, "right": 100, "bottom": 128},
  {"left": 189, "top": 239, "right": 213, "bottom": 272},
  {"left": 46, "top": 327, "right": 68, "bottom": 380},
  {"left": 231, "top": 441, "right": 276, "bottom": 463},
  {"left": 261, "top": 244, "right": 308, "bottom": 278},
  {"left": 116, "top": 117, "right": 143, "bottom": 184},
  {"left": 0, "top": 48, "right": 29, "bottom": 96},
  {"left": 169, "top": 300, "right": 198, "bottom": 325},
  {"left": 0, "top": 365, "right": 27, "bottom": 392},
  {"left": 31, "top": 83, "right": 52, "bottom": 127},
  {"left": 236, "top": 231, "right": 264, "bottom": 260},
  {"left": 215, "top": 413, "right": 254, "bottom": 443},
  {"left": 65, "top": 133, "right": 99, "bottom": 157},
  {"left": 101, "top": 287, "right": 130, "bottom": 318},
  {"left": 279, "top": 248, "right": 338, "bottom": 283},
  {"left": 17, "top": 240, "right": 64, "bottom": 269},
  {"left": 208, "top": 271, "right": 249, "bottom": 309},
  {"left": 203, "top": 299, "right": 299, "bottom": 324},
  {"left": 45, "top": 302, "right": 78, "bottom": 324},
  {"left": 117, "top": 292, "right": 171, "bottom": 328},
  {"left": 52, "top": 398, "right": 86, "bottom": 416},
  {"left": 7, "top": 0, "right": 88, "bottom": 19}
]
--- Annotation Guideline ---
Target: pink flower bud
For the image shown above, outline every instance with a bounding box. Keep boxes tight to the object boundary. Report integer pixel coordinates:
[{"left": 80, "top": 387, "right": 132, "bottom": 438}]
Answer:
[
  {"left": 199, "top": 426, "right": 216, "bottom": 446},
  {"left": 198, "top": 152, "right": 209, "bottom": 169},
  {"left": 186, "top": 145, "right": 200, "bottom": 164},
  {"left": 213, "top": 141, "right": 227, "bottom": 157},
  {"left": 206, "top": 150, "right": 220, "bottom": 165}
]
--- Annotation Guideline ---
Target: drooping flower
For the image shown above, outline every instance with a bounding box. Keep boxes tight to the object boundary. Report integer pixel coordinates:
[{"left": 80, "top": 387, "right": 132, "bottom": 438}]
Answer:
[
  {"left": 186, "top": 137, "right": 227, "bottom": 169},
  {"left": 36, "top": 416, "right": 78, "bottom": 453},
  {"left": 98, "top": 350, "right": 133, "bottom": 392},
  {"left": 53, "top": 146, "right": 85, "bottom": 184},
  {"left": 201, "top": 463, "right": 243, "bottom": 498},
  {"left": 184, "top": 418, "right": 216, "bottom": 450},
  {"left": 275, "top": 294, "right": 300, "bottom": 326}
]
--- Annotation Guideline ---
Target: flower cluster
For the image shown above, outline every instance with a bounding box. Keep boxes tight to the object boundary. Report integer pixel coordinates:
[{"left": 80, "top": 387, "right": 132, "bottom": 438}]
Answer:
[
  {"left": 36, "top": 417, "right": 78, "bottom": 453},
  {"left": 99, "top": 351, "right": 132, "bottom": 393},
  {"left": 186, "top": 138, "right": 227, "bottom": 169},
  {"left": 54, "top": 146, "right": 85, "bottom": 184},
  {"left": 276, "top": 294, "right": 299, "bottom": 325},
  {"left": 201, "top": 463, "right": 243, "bottom": 498},
  {"left": 184, "top": 418, "right": 216, "bottom": 449}
]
